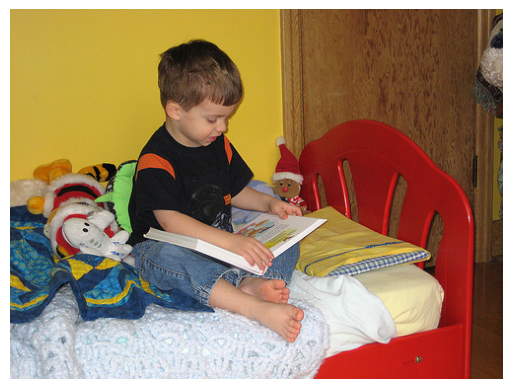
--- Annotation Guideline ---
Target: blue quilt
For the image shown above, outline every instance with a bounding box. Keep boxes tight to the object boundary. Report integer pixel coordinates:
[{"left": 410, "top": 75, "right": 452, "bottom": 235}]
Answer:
[{"left": 10, "top": 206, "right": 212, "bottom": 324}]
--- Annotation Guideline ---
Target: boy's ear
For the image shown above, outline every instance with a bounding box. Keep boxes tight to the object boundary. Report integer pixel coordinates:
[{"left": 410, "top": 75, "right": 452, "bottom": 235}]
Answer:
[{"left": 165, "top": 101, "right": 181, "bottom": 120}]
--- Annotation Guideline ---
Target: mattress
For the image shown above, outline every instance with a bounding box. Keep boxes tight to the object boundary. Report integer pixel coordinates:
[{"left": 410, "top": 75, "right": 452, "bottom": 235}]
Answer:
[
  {"left": 354, "top": 264, "right": 444, "bottom": 337},
  {"left": 289, "top": 264, "right": 444, "bottom": 357}
]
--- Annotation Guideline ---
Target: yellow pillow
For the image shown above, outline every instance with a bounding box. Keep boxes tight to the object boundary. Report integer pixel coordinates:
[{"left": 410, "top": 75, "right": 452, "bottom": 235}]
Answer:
[{"left": 297, "top": 207, "right": 430, "bottom": 276}]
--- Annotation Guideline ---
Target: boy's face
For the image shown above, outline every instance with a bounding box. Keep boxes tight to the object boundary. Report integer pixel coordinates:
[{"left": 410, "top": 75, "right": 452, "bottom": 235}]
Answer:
[{"left": 166, "top": 99, "right": 238, "bottom": 148}]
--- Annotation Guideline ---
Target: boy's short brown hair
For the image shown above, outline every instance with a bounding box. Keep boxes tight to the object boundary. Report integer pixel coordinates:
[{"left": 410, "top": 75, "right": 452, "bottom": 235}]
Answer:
[{"left": 158, "top": 40, "right": 243, "bottom": 111}]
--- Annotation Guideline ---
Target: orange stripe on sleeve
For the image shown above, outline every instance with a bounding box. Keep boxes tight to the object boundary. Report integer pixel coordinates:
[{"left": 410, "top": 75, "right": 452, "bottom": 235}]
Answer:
[
  {"left": 224, "top": 136, "right": 233, "bottom": 164},
  {"left": 136, "top": 153, "right": 176, "bottom": 180}
]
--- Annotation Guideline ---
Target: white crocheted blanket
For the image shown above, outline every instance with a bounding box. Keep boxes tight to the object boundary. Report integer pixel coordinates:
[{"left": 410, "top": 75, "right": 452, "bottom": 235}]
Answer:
[{"left": 10, "top": 284, "right": 329, "bottom": 379}]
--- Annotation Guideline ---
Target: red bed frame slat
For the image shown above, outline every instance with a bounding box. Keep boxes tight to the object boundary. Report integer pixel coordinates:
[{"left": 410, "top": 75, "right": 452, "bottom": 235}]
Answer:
[{"left": 299, "top": 120, "right": 474, "bottom": 379}]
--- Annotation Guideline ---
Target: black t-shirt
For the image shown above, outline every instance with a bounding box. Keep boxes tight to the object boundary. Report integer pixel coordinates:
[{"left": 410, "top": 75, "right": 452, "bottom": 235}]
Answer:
[{"left": 128, "top": 124, "right": 253, "bottom": 245}]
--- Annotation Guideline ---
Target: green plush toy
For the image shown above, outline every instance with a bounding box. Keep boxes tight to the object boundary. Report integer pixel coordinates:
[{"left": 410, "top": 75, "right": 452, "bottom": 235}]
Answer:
[{"left": 95, "top": 160, "right": 137, "bottom": 233}]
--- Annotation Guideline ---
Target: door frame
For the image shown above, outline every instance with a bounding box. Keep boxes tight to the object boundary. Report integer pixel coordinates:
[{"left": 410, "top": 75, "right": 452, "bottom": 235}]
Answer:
[{"left": 280, "top": 9, "right": 495, "bottom": 263}]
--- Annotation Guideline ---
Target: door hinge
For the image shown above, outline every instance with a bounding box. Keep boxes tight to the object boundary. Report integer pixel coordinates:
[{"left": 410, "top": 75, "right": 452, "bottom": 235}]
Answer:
[{"left": 473, "top": 155, "right": 478, "bottom": 188}]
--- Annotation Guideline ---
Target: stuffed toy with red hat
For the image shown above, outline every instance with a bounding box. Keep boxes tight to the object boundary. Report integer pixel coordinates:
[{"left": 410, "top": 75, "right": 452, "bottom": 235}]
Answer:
[
  {"left": 271, "top": 137, "right": 308, "bottom": 214},
  {"left": 26, "top": 159, "right": 133, "bottom": 263}
]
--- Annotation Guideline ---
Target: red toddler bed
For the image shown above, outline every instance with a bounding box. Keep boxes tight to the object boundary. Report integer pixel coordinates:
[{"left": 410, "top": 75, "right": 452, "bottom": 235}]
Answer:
[
  {"left": 10, "top": 119, "right": 473, "bottom": 379},
  {"left": 300, "top": 120, "right": 474, "bottom": 379}
]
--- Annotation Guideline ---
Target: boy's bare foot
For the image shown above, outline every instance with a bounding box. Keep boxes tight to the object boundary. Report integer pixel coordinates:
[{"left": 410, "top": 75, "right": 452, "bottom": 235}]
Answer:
[
  {"left": 249, "top": 301, "right": 304, "bottom": 343},
  {"left": 238, "top": 277, "right": 290, "bottom": 304},
  {"left": 209, "top": 278, "right": 304, "bottom": 342}
]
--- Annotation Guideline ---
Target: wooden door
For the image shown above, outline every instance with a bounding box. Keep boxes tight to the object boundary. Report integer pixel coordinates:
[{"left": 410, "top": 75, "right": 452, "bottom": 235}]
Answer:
[{"left": 281, "top": 9, "right": 494, "bottom": 263}]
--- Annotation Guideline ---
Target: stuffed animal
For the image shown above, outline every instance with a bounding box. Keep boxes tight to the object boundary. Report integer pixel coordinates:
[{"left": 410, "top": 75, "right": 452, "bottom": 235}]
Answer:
[
  {"left": 480, "top": 16, "right": 503, "bottom": 93},
  {"left": 10, "top": 178, "right": 47, "bottom": 207},
  {"left": 32, "top": 158, "right": 73, "bottom": 184},
  {"left": 57, "top": 207, "right": 132, "bottom": 261},
  {"left": 26, "top": 159, "right": 133, "bottom": 263},
  {"left": 473, "top": 12, "right": 503, "bottom": 218},
  {"left": 473, "top": 13, "right": 503, "bottom": 117},
  {"left": 271, "top": 137, "right": 308, "bottom": 214},
  {"left": 95, "top": 160, "right": 138, "bottom": 233}
]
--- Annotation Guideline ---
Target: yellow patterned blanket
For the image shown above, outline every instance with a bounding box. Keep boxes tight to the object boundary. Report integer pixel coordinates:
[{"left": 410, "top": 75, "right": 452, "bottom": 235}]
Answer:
[{"left": 297, "top": 207, "right": 430, "bottom": 276}]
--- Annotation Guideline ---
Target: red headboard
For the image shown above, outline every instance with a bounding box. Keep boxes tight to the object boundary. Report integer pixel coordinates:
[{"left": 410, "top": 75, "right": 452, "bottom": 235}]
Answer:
[{"left": 299, "top": 120, "right": 474, "bottom": 330}]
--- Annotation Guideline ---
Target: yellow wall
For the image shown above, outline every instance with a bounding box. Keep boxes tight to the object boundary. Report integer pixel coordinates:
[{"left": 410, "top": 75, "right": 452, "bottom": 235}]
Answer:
[{"left": 11, "top": 9, "right": 283, "bottom": 183}]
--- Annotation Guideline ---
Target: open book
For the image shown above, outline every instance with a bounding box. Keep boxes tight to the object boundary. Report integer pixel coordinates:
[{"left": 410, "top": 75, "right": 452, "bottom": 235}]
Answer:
[{"left": 144, "top": 213, "right": 326, "bottom": 275}]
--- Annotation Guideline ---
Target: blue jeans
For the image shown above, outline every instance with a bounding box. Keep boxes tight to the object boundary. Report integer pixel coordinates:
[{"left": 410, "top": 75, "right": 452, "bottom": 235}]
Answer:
[{"left": 132, "top": 240, "right": 300, "bottom": 306}]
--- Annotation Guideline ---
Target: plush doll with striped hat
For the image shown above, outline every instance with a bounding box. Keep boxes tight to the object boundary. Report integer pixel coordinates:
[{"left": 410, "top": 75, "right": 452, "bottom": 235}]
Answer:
[{"left": 26, "top": 159, "right": 133, "bottom": 263}]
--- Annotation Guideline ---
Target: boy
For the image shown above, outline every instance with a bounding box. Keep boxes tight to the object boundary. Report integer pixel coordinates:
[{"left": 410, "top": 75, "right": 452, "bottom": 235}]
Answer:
[{"left": 128, "top": 40, "right": 304, "bottom": 342}]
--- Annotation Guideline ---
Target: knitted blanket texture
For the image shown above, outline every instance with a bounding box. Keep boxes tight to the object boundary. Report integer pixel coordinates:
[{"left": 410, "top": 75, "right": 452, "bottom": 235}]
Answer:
[{"left": 11, "top": 285, "right": 329, "bottom": 379}]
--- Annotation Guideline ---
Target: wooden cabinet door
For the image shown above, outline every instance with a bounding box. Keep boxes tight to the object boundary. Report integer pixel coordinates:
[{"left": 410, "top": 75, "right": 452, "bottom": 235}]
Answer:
[{"left": 281, "top": 9, "right": 494, "bottom": 263}]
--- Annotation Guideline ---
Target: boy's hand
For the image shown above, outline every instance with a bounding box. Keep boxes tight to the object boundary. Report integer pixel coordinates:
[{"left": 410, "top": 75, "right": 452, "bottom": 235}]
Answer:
[
  {"left": 268, "top": 198, "right": 303, "bottom": 220},
  {"left": 232, "top": 186, "right": 302, "bottom": 220},
  {"left": 221, "top": 233, "right": 274, "bottom": 271},
  {"left": 154, "top": 209, "right": 272, "bottom": 271}
]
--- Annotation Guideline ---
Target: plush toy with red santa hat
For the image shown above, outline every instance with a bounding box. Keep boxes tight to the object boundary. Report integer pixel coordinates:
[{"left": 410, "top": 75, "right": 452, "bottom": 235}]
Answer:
[{"left": 271, "top": 136, "right": 308, "bottom": 214}]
